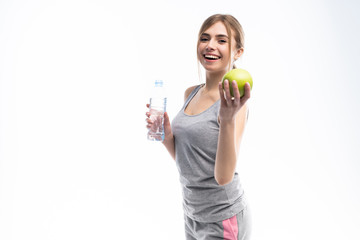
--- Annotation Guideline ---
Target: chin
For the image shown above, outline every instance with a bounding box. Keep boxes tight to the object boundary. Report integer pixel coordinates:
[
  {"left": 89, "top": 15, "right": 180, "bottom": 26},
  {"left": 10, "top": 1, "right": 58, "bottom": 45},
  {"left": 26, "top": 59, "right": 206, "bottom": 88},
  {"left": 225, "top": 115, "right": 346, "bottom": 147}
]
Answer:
[{"left": 202, "top": 64, "right": 227, "bottom": 74}]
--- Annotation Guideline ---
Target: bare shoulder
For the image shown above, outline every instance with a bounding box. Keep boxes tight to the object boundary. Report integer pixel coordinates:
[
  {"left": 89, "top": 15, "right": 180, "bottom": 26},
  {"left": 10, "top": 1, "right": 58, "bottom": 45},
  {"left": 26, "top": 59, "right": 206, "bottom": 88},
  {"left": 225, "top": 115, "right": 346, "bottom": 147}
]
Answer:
[{"left": 184, "top": 85, "right": 199, "bottom": 102}]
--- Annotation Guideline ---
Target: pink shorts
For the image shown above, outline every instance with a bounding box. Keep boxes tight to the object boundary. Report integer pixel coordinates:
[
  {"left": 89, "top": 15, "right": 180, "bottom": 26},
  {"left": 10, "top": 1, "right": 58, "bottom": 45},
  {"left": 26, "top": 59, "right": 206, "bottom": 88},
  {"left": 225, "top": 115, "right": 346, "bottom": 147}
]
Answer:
[{"left": 184, "top": 205, "right": 251, "bottom": 240}]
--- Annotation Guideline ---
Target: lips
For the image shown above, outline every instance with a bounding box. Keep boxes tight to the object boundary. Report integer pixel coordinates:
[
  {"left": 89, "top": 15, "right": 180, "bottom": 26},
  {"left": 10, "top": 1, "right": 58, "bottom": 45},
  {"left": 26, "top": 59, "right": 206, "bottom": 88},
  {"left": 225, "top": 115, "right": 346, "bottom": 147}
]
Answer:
[{"left": 204, "top": 54, "right": 221, "bottom": 60}]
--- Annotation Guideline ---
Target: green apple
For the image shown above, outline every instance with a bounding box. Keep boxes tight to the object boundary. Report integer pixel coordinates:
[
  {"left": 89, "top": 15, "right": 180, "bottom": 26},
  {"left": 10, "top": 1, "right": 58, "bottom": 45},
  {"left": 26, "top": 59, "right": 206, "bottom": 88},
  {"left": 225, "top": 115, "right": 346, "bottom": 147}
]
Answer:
[{"left": 222, "top": 68, "right": 253, "bottom": 97}]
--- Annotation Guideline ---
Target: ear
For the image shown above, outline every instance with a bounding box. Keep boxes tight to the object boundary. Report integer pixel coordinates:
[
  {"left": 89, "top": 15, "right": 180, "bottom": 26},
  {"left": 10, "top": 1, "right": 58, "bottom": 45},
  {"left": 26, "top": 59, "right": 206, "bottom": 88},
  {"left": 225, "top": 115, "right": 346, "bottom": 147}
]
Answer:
[{"left": 234, "top": 47, "right": 244, "bottom": 60}]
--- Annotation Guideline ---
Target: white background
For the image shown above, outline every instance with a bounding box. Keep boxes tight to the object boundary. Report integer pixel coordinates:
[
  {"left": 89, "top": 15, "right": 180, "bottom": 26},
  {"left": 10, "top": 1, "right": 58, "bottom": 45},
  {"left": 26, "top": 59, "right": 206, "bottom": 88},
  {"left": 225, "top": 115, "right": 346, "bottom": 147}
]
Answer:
[{"left": 1, "top": 0, "right": 360, "bottom": 239}]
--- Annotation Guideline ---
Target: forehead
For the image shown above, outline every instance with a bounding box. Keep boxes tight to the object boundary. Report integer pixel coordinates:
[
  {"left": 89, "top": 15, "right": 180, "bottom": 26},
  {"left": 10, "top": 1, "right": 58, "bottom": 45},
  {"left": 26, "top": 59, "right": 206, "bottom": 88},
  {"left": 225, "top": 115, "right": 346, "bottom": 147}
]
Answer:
[{"left": 203, "top": 21, "right": 229, "bottom": 36}]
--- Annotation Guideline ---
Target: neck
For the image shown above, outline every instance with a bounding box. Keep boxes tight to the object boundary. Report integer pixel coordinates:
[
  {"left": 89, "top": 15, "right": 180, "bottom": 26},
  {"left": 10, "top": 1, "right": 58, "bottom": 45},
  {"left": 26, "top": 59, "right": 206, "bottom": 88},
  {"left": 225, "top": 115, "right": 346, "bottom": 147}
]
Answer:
[{"left": 204, "top": 70, "right": 227, "bottom": 92}]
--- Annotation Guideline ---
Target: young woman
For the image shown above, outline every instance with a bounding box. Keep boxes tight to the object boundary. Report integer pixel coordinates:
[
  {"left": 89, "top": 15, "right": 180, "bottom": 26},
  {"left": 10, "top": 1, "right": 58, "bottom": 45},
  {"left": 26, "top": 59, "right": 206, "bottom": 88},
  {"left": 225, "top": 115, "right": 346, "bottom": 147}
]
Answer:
[{"left": 146, "top": 14, "right": 252, "bottom": 240}]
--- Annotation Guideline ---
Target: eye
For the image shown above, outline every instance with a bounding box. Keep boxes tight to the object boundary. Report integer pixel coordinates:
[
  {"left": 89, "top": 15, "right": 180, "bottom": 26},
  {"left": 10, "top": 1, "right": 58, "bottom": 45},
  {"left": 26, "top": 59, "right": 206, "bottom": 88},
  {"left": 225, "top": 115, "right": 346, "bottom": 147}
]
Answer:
[
  {"left": 200, "top": 38, "right": 209, "bottom": 42},
  {"left": 219, "top": 39, "right": 227, "bottom": 43}
]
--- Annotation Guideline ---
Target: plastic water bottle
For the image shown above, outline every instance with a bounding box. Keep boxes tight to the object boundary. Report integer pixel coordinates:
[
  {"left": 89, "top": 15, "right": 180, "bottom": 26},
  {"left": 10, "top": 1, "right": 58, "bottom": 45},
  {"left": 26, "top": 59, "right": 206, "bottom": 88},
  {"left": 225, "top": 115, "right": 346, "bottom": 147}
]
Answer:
[{"left": 147, "top": 80, "right": 167, "bottom": 142}]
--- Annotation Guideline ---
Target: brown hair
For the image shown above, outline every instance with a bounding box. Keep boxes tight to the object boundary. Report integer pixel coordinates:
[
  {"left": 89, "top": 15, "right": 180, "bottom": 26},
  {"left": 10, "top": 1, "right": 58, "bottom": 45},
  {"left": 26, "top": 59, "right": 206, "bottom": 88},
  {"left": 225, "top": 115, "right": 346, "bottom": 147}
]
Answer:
[{"left": 197, "top": 14, "right": 245, "bottom": 71}]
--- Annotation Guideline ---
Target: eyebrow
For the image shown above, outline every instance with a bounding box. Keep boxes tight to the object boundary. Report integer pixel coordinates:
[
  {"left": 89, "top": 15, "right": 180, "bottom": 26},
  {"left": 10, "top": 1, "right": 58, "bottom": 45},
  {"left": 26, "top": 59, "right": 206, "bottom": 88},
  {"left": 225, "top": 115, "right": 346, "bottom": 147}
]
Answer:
[{"left": 201, "top": 33, "right": 229, "bottom": 38}]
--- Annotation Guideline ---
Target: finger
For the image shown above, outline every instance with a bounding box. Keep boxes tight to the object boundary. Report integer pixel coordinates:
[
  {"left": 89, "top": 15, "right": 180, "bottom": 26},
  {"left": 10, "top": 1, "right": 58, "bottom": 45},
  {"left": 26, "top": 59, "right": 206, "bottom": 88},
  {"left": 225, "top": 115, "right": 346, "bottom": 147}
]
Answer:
[
  {"left": 163, "top": 112, "right": 170, "bottom": 126},
  {"left": 164, "top": 112, "right": 171, "bottom": 131},
  {"left": 241, "top": 82, "right": 251, "bottom": 103},
  {"left": 218, "top": 81, "right": 226, "bottom": 103},
  {"left": 146, "top": 103, "right": 150, "bottom": 108},
  {"left": 232, "top": 80, "right": 241, "bottom": 101},
  {"left": 146, "top": 112, "right": 150, "bottom": 117},
  {"left": 223, "top": 80, "right": 232, "bottom": 102}
]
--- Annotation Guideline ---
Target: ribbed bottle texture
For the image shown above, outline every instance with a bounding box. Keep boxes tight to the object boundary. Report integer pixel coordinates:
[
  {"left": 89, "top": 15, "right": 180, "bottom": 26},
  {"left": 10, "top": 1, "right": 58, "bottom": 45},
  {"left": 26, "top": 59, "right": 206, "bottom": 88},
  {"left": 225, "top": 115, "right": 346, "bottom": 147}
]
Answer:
[{"left": 147, "top": 80, "right": 167, "bottom": 142}]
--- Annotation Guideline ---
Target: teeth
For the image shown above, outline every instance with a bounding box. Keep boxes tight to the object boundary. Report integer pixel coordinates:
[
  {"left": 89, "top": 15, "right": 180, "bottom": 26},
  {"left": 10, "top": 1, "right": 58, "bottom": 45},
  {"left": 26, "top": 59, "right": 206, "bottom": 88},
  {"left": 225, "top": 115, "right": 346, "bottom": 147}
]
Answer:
[{"left": 205, "top": 55, "right": 220, "bottom": 59}]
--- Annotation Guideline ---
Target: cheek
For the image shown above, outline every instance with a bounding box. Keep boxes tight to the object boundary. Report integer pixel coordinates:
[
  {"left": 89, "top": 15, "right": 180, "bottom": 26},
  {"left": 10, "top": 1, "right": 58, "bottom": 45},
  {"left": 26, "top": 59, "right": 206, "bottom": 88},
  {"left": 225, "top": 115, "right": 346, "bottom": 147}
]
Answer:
[
  {"left": 197, "top": 44, "right": 205, "bottom": 58},
  {"left": 197, "top": 50, "right": 202, "bottom": 61},
  {"left": 198, "top": 43, "right": 205, "bottom": 52},
  {"left": 220, "top": 47, "right": 231, "bottom": 59}
]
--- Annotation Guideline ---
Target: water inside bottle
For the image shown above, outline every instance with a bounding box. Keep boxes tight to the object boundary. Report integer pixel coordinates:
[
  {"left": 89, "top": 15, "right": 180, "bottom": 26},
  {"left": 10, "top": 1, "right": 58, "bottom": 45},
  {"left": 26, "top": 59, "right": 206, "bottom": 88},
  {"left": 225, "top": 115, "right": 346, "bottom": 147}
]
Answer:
[{"left": 147, "top": 109, "right": 165, "bottom": 141}]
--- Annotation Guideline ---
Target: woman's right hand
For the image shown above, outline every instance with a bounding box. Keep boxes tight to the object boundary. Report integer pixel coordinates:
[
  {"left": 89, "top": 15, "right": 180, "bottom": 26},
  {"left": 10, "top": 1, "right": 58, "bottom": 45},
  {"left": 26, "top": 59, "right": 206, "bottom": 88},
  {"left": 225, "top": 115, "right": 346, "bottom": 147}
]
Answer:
[{"left": 145, "top": 104, "right": 173, "bottom": 143}]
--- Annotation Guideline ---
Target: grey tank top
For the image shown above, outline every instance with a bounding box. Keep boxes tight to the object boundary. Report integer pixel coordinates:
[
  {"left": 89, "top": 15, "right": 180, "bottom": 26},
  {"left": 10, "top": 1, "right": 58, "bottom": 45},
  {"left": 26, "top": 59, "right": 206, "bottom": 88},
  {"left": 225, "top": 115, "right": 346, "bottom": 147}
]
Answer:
[{"left": 172, "top": 84, "right": 246, "bottom": 223}]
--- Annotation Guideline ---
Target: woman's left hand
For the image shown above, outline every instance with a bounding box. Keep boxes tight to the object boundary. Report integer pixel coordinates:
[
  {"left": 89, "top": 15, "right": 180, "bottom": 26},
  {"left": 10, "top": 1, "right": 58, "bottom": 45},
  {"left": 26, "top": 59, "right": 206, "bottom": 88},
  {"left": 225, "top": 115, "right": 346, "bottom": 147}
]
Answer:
[{"left": 218, "top": 79, "right": 251, "bottom": 123}]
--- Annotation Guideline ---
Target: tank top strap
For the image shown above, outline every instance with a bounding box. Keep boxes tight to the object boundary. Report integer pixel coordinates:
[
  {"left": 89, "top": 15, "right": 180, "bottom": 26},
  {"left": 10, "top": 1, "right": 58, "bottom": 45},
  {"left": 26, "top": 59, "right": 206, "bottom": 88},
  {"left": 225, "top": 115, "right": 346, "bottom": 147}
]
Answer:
[{"left": 182, "top": 84, "right": 203, "bottom": 110}]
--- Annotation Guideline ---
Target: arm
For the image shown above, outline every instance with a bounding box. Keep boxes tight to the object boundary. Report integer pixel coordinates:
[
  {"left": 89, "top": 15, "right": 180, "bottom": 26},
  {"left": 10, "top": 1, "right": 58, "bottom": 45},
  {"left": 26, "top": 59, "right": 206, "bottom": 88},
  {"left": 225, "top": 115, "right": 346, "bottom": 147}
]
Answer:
[
  {"left": 162, "top": 112, "right": 175, "bottom": 160},
  {"left": 214, "top": 80, "right": 251, "bottom": 185}
]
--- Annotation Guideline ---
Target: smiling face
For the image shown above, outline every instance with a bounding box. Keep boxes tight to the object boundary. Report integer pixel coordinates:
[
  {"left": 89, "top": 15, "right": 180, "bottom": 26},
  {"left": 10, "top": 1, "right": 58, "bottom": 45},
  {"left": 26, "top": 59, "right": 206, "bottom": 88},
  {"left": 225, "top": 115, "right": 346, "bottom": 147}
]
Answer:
[{"left": 197, "top": 21, "right": 242, "bottom": 75}]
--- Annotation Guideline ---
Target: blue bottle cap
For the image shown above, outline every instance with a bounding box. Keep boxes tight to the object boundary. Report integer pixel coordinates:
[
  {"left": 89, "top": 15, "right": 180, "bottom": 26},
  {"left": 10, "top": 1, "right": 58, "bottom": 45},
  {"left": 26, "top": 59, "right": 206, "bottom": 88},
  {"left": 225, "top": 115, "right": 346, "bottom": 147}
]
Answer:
[{"left": 155, "top": 80, "right": 163, "bottom": 87}]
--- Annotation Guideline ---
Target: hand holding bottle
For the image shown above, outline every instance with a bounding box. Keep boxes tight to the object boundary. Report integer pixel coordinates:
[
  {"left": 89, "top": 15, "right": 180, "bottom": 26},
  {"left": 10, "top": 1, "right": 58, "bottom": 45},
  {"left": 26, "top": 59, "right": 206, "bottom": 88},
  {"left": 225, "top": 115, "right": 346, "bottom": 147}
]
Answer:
[
  {"left": 146, "top": 80, "right": 168, "bottom": 142},
  {"left": 145, "top": 104, "right": 173, "bottom": 142}
]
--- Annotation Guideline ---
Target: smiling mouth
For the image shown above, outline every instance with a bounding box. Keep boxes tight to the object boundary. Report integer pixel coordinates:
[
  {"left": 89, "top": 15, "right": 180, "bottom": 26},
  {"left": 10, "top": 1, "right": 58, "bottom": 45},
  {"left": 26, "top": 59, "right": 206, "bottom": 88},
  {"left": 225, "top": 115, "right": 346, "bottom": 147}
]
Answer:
[{"left": 204, "top": 54, "right": 221, "bottom": 60}]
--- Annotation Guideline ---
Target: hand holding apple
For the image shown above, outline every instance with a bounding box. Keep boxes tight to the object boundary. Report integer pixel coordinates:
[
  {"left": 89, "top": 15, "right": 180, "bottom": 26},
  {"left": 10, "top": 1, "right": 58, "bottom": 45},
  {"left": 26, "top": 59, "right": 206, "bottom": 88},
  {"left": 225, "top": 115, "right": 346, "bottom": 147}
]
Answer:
[{"left": 222, "top": 68, "right": 253, "bottom": 97}]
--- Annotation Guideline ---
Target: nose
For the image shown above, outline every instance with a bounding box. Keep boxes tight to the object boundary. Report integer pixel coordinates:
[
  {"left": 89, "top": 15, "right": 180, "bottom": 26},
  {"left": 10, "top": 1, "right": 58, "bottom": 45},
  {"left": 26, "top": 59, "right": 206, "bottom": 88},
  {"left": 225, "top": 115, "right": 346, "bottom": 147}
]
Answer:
[{"left": 206, "top": 39, "right": 216, "bottom": 51}]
